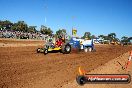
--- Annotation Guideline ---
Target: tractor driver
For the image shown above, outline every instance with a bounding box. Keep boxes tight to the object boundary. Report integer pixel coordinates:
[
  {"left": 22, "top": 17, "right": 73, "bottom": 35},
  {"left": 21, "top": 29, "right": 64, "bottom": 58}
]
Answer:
[{"left": 55, "top": 36, "right": 63, "bottom": 47}]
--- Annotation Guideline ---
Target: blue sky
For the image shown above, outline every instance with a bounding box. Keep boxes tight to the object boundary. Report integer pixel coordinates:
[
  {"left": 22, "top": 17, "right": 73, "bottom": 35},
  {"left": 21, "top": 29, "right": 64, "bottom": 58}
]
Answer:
[{"left": 0, "top": 0, "right": 132, "bottom": 39}]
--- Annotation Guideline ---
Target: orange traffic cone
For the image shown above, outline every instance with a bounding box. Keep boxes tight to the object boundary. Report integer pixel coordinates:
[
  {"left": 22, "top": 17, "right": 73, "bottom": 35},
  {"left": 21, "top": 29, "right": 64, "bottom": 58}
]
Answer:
[{"left": 125, "top": 51, "right": 132, "bottom": 70}]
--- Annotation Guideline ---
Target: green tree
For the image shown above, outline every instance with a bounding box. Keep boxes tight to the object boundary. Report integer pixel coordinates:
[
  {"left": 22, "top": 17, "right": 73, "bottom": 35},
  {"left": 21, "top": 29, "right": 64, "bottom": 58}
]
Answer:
[
  {"left": 82, "top": 32, "right": 91, "bottom": 39},
  {"left": 0, "top": 21, "right": 3, "bottom": 30},
  {"left": 17, "top": 21, "right": 28, "bottom": 32},
  {"left": 56, "top": 29, "right": 66, "bottom": 35},
  {"left": 108, "top": 33, "right": 116, "bottom": 42},
  {"left": 28, "top": 26, "right": 37, "bottom": 33},
  {"left": 115, "top": 38, "right": 120, "bottom": 42},
  {"left": 40, "top": 25, "right": 53, "bottom": 35},
  {"left": 11, "top": 23, "right": 18, "bottom": 31},
  {"left": 11, "top": 21, "right": 28, "bottom": 32},
  {"left": 103, "top": 36, "right": 109, "bottom": 40},
  {"left": 98, "top": 35, "right": 104, "bottom": 39},
  {"left": 0, "top": 20, "right": 13, "bottom": 30},
  {"left": 121, "top": 36, "right": 129, "bottom": 42},
  {"left": 121, "top": 36, "right": 128, "bottom": 40},
  {"left": 91, "top": 35, "right": 96, "bottom": 39}
]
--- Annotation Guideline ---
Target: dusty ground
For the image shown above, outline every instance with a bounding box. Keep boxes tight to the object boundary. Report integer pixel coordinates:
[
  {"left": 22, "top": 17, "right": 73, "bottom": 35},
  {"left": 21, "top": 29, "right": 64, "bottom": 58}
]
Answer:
[
  {"left": 63, "top": 52, "right": 132, "bottom": 88},
  {"left": 0, "top": 38, "right": 132, "bottom": 88},
  {"left": 0, "top": 38, "right": 44, "bottom": 47}
]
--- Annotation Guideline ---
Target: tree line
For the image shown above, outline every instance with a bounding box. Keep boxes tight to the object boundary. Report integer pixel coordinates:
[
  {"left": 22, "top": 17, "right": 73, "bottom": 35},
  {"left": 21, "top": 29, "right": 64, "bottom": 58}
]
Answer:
[
  {"left": 0, "top": 20, "right": 67, "bottom": 37},
  {"left": 0, "top": 20, "right": 53, "bottom": 35},
  {"left": 98, "top": 33, "right": 132, "bottom": 43},
  {"left": 0, "top": 20, "right": 131, "bottom": 43}
]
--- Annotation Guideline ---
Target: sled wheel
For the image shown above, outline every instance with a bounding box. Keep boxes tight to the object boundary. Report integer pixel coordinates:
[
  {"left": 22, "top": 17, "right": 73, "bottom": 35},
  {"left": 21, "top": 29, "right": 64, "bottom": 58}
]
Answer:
[
  {"left": 37, "top": 48, "right": 40, "bottom": 53},
  {"left": 84, "top": 47, "right": 88, "bottom": 52},
  {"left": 88, "top": 47, "right": 92, "bottom": 52}
]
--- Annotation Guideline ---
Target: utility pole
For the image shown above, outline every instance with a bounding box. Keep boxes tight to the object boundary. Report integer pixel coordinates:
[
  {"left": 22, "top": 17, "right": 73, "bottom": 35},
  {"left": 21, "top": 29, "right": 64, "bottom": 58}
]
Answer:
[{"left": 44, "top": 0, "right": 47, "bottom": 26}]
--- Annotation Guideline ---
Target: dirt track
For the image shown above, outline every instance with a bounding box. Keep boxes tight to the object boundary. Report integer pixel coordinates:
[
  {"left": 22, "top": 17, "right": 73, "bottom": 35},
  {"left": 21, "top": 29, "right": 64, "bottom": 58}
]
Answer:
[
  {"left": 63, "top": 52, "right": 132, "bottom": 88},
  {"left": 0, "top": 38, "right": 132, "bottom": 88}
]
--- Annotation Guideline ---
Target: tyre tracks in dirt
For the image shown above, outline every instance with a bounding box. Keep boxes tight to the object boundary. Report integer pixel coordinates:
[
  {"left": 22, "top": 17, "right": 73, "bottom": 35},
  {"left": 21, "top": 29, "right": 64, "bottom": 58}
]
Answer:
[{"left": 0, "top": 40, "right": 132, "bottom": 88}]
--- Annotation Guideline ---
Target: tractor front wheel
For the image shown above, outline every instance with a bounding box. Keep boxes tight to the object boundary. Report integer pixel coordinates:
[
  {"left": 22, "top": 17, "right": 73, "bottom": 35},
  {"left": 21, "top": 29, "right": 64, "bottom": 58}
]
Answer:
[{"left": 44, "top": 49, "right": 48, "bottom": 55}]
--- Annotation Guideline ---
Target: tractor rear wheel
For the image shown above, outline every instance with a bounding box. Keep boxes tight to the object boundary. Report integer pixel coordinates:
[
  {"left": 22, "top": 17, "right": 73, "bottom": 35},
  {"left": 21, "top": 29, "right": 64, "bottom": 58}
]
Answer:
[{"left": 61, "top": 43, "right": 71, "bottom": 54}]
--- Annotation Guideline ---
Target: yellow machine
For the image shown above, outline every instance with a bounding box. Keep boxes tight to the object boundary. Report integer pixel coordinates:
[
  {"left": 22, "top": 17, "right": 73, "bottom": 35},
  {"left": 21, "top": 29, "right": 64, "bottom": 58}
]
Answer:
[
  {"left": 37, "top": 43, "right": 71, "bottom": 55},
  {"left": 48, "top": 47, "right": 62, "bottom": 51}
]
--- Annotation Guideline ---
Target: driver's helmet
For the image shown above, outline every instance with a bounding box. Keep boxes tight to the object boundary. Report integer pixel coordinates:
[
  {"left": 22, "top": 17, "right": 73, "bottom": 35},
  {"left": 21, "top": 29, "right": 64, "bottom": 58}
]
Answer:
[
  {"left": 49, "top": 38, "right": 52, "bottom": 42},
  {"left": 58, "top": 35, "right": 62, "bottom": 40}
]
